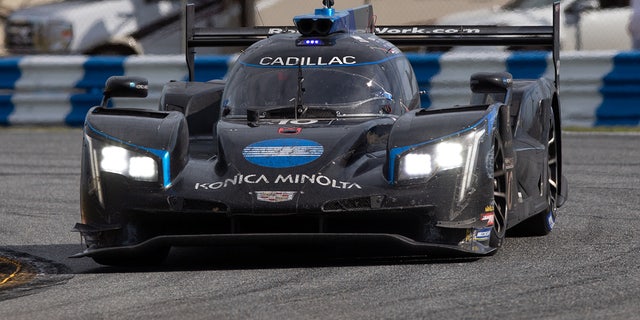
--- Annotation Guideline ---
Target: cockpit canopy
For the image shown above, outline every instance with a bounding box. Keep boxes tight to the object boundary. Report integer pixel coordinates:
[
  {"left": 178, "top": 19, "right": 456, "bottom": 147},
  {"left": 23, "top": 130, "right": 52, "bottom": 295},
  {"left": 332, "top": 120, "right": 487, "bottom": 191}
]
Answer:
[{"left": 221, "top": 32, "right": 421, "bottom": 119}]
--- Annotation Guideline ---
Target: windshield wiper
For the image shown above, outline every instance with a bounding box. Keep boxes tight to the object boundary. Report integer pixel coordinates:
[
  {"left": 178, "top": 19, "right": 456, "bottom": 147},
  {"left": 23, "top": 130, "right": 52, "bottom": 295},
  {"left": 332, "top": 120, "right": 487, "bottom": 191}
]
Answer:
[
  {"left": 295, "top": 62, "right": 307, "bottom": 119},
  {"left": 245, "top": 106, "right": 393, "bottom": 126},
  {"left": 247, "top": 106, "right": 341, "bottom": 121}
]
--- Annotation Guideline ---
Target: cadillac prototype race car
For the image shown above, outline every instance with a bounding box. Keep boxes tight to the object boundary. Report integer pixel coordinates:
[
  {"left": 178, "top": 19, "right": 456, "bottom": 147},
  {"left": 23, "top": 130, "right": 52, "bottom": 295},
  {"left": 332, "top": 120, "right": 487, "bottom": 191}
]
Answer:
[{"left": 73, "top": 1, "right": 567, "bottom": 265}]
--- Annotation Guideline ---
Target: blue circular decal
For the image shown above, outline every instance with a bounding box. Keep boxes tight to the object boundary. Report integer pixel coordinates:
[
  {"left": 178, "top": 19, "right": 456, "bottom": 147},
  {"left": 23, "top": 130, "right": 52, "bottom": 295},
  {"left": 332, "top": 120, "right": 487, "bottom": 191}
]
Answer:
[{"left": 242, "top": 138, "right": 324, "bottom": 168}]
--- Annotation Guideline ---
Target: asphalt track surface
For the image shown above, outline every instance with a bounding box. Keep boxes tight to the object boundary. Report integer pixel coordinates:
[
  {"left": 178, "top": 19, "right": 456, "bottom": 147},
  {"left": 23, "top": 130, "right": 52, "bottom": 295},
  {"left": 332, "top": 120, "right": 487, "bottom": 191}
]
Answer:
[{"left": 0, "top": 127, "right": 639, "bottom": 319}]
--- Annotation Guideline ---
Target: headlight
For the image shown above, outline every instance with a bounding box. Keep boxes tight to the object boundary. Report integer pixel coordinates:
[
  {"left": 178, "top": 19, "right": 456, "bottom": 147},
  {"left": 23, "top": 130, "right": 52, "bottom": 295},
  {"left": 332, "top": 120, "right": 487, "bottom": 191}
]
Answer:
[
  {"left": 35, "top": 19, "right": 73, "bottom": 53},
  {"left": 395, "top": 127, "right": 486, "bottom": 184},
  {"left": 100, "top": 145, "right": 158, "bottom": 182}
]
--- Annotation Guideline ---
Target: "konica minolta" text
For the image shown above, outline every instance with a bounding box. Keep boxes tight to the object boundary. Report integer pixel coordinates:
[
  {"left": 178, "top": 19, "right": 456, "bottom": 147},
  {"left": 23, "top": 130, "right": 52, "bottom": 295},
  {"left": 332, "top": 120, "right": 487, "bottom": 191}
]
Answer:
[{"left": 195, "top": 174, "right": 362, "bottom": 190}]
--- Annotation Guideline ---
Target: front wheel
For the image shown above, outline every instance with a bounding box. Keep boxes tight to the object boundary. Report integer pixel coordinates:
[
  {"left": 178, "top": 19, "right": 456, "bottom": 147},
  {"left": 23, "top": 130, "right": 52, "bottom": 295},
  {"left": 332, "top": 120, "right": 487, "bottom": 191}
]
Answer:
[
  {"left": 490, "top": 132, "right": 508, "bottom": 249},
  {"left": 510, "top": 110, "right": 558, "bottom": 236}
]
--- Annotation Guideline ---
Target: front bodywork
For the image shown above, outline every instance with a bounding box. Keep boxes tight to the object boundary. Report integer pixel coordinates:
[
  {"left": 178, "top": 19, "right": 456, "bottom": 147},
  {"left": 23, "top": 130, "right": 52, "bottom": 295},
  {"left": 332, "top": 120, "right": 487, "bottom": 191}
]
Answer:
[{"left": 76, "top": 103, "right": 503, "bottom": 259}]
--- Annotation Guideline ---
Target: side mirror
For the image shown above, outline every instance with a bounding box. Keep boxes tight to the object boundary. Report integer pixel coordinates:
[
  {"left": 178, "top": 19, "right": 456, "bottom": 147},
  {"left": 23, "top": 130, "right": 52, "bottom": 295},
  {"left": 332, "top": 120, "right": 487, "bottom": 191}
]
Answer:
[
  {"left": 470, "top": 72, "right": 513, "bottom": 94},
  {"left": 100, "top": 76, "right": 148, "bottom": 108}
]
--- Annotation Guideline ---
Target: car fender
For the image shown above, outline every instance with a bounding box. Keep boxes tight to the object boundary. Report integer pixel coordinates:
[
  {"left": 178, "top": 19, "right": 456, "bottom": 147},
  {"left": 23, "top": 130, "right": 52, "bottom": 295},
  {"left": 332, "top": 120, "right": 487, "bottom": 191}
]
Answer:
[
  {"left": 387, "top": 104, "right": 511, "bottom": 225},
  {"left": 83, "top": 107, "right": 189, "bottom": 190}
]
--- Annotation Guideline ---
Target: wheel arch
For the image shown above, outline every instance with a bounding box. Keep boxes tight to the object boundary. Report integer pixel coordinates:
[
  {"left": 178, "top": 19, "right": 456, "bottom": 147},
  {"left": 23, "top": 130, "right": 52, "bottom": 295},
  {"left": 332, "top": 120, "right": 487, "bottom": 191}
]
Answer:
[
  {"left": 551, "top": 91, "right": 567, "bottom": 207},
  {"left": 497, "top": 103, "right": 517, "bottom": 213}
]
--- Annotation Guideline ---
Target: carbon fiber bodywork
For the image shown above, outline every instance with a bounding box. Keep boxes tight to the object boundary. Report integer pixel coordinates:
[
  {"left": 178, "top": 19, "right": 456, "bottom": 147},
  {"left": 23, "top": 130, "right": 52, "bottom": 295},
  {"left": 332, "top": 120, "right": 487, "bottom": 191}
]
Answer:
[
  {"left": 73, "top": 2, "right": 566, "bottom": 264},
  {"left": 77, "top": 105, "right": 499, "bottom": 257}
]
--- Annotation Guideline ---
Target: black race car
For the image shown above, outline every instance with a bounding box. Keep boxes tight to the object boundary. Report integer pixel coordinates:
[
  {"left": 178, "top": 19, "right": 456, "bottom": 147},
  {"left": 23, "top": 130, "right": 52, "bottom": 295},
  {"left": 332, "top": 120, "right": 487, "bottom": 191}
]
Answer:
[{"left": 73, "top": 1, "right": 567, "bottom": 265}]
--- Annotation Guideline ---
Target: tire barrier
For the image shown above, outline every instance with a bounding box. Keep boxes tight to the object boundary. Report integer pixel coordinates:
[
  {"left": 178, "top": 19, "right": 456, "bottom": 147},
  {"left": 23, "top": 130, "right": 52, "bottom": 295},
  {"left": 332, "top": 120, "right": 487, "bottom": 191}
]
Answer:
[{"left": 0, "top": 51, "right": 638, "bottom": 127}]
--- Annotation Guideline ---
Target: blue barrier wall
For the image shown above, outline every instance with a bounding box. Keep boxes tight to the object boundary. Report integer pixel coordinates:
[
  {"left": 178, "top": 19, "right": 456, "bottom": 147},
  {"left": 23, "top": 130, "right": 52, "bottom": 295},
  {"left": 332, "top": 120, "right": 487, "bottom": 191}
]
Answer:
[
  {"left": 68, "top": 57, "right": 125, "bottom": 126},
  {"left": 597, "top": 52, "right": 640, "bottom": 126},
  {"left": 406, "top": 53, "right": 441, "bottom": 108},
  {"left": 0, "top": 57, "right": 21, "bottom": 124},
  {"left": 0, "top": 52, "right": 639, "bottom": 126}
]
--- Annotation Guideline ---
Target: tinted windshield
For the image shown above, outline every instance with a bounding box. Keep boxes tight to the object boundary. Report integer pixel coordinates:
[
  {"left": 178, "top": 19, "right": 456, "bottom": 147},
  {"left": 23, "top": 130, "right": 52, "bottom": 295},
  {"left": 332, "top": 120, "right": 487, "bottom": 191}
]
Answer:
[{"left": 222, "top": 63, "right": 401, "bottom": 118}]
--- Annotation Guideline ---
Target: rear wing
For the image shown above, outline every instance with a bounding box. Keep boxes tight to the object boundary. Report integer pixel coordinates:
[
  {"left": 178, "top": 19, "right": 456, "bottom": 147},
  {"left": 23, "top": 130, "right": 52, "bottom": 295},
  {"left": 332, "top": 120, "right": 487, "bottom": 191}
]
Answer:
[{"left": 185, "top": 2, "right": 560, "bottom": 87}]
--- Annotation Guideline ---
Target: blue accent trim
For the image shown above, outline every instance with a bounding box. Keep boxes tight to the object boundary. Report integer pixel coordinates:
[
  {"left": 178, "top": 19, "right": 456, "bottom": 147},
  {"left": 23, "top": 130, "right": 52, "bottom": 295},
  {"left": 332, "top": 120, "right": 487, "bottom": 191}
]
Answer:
[
  {"left": 68, "top": 57, "right": 125, "bottom": 126},
  {"left": 240, "top": 54, "right": 404, "bottom": 69},
  {"left": 314, "top": 8, "right": 335, "bottom": 16},
  {"left": 596, "top": 52, "right": 640, "bottom": 126},
  {"left": 87, "top": 122, "right": 171, "bottom": 188}
]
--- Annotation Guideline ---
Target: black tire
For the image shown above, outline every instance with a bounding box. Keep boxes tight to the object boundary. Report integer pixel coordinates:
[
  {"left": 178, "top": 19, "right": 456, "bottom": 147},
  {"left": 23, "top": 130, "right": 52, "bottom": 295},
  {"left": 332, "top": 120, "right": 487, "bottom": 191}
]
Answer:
[
  {"left": 509, "top": 110, "right": 558, "bottom": 236},
  {"left": 490, "top": 132, "right": 508, "bottom": 249},
  {"left": 91, "top": 246, "right": 170, "bottom": 267}
]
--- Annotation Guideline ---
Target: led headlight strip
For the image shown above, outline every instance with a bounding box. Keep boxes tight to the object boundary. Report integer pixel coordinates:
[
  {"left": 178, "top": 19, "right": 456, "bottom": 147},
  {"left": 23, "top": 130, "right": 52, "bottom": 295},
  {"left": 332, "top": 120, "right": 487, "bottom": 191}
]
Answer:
[{"left": 458, "top": 128, "right": 485, "bottom": 201}]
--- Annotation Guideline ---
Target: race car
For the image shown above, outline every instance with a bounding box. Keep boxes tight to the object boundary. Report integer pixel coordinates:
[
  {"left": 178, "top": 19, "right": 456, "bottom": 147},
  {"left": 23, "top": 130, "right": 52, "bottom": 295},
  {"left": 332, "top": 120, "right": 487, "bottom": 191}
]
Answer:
[{"left": 73, "top": 1, "right": 567, "bottom": 265}]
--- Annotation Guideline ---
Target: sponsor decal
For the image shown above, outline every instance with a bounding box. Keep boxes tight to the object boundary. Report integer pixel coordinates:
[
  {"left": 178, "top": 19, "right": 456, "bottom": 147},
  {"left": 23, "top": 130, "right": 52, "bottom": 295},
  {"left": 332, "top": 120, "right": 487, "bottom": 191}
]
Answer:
[
  {"left": 243, "top": 138, "right": 323, "bottom": 168},
  {"left": 481, "top": 205, "right": 495, "bottom": 226},
  {"left": 268, "top": 28, "right": 298, "bottom": 34},
  {"left": 278, "top": 127, "right": 302, "bottom": 134},
  {"left": 277, "top": 119, "right": 318, "bottom": 125},
  {"left": 129, "top": 82, "right": 148, "bottom": 90},
  {"left": 259, "top": 56, "right": 356, "bottom": 66},
  {"left": 256, "top": 191, "right": 297, "bottom": 203},
  {"left": 195, "top": 174, "right": 269, "bottom": 190},
  {"left": 474, "top": 227, "right": 492, "bottom": 242},
  {"left": 273, "top": 174, "right": 361, "bottom": 189},
  {"left": 481, "top": 213, "right": 495, "bottom": 227},
  {"left": 375, "top": 27, "right": 481, "bottom": 35},
  {"left": 265, "top": 27, "right": 481, "bottom": 36},
  {"left": 194, "top": 173, "right": 362, "bottom": 190}
]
